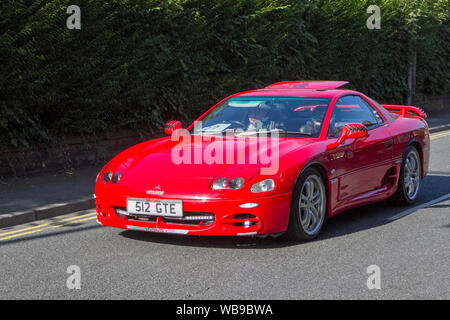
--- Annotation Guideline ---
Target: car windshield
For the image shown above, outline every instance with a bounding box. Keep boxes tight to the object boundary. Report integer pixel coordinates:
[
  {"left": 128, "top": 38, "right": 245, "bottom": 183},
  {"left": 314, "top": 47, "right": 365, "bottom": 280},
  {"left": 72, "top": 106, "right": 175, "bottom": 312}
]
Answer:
[{"left": 191, "top": 97, "right": 332, "bottom": 137}]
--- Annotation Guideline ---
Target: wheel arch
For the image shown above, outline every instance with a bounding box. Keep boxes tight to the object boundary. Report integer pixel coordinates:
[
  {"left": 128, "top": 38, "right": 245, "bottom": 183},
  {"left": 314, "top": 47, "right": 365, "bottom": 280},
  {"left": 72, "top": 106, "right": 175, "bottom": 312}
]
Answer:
[
  {"left": 294, "top": 161, "right": 328, "bottom": 186},
  {"left": 406, "top": 139, "right": 424, "bottom": 178},
  {"left": 291, "top": 161, "right": 329, "bottom": 209}
]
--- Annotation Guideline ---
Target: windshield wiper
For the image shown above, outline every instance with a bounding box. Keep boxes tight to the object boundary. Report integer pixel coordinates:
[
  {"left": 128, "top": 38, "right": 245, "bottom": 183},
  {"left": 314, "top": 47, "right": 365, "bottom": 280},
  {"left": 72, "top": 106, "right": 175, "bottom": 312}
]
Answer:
[
  {"left": 194, "top": 129, "right": 313, "bottom": 137},
  {"left": 277, "top": 130, "right": 312, "bottom": 137},
  {"left": 193, "top": 130, "right": 229, "bottom": 135},
  {"left": 237, "top": 129, "right": 312, "bottom": 137}
]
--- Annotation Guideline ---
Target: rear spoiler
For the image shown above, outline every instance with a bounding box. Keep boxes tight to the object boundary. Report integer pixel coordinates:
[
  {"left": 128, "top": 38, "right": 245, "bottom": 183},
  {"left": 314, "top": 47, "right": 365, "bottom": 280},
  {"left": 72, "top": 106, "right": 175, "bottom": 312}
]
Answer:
[{"left": 382, "top": 105, "right": 427, "bottom": 119}]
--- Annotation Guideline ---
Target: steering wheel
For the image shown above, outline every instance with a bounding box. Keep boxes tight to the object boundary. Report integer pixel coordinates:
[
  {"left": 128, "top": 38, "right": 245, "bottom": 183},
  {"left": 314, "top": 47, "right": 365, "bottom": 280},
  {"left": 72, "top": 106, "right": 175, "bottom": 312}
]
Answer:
[{"left": 228, "top": 120, "right": 246, "bottom": 129}]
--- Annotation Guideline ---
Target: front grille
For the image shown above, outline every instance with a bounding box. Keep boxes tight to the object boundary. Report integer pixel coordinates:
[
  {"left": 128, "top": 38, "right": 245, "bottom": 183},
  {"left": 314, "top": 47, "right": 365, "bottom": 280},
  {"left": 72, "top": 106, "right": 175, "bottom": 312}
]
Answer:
[
  {"left": 127, "top": 215, "right": 158, "bottom": 223},
  {"left": 232, "top": 213, "right": 258, "bottom": 227},
  {"left": 163, "top": 212, "right": 215, "bottom": 226},
  {"left": 114, "top": 207, "right": 214, "bottom": 226}
]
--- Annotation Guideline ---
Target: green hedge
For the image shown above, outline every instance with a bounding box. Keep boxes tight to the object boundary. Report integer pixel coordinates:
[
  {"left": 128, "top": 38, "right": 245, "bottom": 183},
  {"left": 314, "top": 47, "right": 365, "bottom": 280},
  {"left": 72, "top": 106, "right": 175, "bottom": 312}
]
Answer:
[{"left": 0, "top": 0, "right": 448, "bottom": 149}]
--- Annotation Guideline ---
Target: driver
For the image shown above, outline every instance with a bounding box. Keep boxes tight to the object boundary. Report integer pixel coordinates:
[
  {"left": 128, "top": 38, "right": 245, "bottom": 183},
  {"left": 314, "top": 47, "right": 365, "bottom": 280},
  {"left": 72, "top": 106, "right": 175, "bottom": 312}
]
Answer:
[{"left": 247, "top": 103, "right": 270, "bottom": 130}]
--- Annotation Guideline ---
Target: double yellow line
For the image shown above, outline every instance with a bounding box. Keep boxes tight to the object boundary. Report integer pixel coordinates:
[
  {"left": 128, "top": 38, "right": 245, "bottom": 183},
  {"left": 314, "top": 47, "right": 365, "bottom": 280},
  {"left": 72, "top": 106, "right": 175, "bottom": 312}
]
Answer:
[{"left": 0, "top": 212, "right": 97, "bottom": 242}]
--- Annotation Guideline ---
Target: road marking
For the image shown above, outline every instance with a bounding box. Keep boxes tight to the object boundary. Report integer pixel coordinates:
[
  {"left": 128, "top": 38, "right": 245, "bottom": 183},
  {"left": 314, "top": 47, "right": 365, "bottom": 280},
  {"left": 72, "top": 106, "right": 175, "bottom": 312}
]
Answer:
[
  {"left": 387, "top": 193, "right": 450, "bottom": 221},
  {"left": 0, "top": 214, "right": 97, "bottom": 242},
  {"left": 430, "top": 130, "right": 450, "bottom": 140},
  {"left": 0, "top": 212, "right": 97, "bottom": 237}
]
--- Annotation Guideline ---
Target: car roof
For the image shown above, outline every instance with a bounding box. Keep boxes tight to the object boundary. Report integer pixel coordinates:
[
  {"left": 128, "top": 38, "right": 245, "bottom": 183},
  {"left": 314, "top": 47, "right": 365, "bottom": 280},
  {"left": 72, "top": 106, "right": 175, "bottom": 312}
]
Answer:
[
  {"left": 232, "top": 88, "right": 360, "bottom": 99},
  {"left": 265, "top": 80, "right": 349, "bottom": 90},
  {"left": 228, "top": 80, "right": 361, "bottom": 99}
]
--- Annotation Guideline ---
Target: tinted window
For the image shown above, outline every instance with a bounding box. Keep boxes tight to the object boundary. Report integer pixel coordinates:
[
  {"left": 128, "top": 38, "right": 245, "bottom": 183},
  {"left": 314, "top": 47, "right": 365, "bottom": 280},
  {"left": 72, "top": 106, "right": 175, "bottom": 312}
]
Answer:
[
  {"left": 328, "top": 95, "right": 380, "bottom": 138},
  {"left": 367, "top": 97, "right": 394, "bottom": 122},
  {"left": 192, "top": 97, "right": 331, "bottom": 137},
  {"left": 359, "top": 97, "right": 385, "bottom": 125}
]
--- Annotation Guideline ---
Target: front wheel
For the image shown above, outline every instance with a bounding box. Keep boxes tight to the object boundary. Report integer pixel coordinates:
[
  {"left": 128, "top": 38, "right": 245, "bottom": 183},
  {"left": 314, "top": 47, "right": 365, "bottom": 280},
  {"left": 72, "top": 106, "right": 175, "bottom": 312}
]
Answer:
[
  {"left": 393, "top": 146, "right": 422, "bottom": 205},
  {"left": 285, "top": 168, "right": 327, "bottom": 241}
]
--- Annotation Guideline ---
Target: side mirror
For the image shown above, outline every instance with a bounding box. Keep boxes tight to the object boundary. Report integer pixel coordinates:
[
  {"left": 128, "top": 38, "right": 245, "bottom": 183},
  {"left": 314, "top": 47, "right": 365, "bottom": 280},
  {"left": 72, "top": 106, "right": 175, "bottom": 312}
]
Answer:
[
  {"left": 164, "top": 121, "right": 182, "bottom": 135},
  {"left": 327, "top": 123, "right": 368, "bottom": 150}
]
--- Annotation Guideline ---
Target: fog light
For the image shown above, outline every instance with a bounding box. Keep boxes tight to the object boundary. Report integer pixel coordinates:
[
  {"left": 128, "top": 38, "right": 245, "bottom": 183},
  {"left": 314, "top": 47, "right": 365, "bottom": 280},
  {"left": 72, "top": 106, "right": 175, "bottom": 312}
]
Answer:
[{"left": 183, "top": 215, "right": 214, "bottom": 220}]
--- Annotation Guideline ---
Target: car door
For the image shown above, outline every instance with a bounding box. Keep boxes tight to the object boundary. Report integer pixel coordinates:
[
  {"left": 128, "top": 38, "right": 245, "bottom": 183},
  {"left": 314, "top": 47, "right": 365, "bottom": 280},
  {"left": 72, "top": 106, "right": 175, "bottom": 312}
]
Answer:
[{"left": 327, "top": 95, "right": 393, "bottom": 202}]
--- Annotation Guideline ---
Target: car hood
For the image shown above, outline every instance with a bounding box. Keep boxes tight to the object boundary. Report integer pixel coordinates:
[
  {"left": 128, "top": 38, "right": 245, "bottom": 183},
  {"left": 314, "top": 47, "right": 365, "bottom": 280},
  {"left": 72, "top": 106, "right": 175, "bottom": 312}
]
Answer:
[{"left": 109, "top": 135, "right": 315, "bottom": 198}]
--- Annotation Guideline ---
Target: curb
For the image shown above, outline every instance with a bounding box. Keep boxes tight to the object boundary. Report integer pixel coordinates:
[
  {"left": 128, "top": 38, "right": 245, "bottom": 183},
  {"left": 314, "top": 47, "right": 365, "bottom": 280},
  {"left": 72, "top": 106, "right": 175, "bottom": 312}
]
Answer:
[{"left": 0, "top": 197, "right": 95, "bottom": 229}]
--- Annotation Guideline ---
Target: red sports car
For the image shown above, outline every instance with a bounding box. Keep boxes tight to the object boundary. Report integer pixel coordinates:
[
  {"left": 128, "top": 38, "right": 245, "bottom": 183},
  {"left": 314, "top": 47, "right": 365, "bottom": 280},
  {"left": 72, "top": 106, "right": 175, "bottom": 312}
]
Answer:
[{"left": 95, "top": 81, "right": 429, "bottom": 240}]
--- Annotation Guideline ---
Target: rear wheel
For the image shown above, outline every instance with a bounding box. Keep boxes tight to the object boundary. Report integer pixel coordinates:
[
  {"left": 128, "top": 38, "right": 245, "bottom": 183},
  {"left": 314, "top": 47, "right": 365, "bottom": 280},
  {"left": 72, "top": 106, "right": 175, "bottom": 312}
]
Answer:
[
  {"left": 393, "top": 146, "right": 422, "bottom": 205},
  {"left": 285, "top": 168, "right": 327, "bottom": 241}
]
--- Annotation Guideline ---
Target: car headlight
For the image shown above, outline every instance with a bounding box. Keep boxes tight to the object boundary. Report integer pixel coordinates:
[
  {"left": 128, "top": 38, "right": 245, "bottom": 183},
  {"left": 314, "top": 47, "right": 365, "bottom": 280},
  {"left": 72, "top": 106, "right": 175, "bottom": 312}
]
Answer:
[
  {"left": 103, "top": 171, "right": 113, "bottom": 182},
  {"left": 99, "top": 161, "right": 126, "bottom": 184},
  {"left": 228, "top": 178, "right": 244, "bottom": 190},
  {"left": 112, "top": 172, "right": 121, "bottom": 184},
  {"left": 211, "top": 177, "right": 244, "bottom": 190},
  {"left": 250, "top": 179, "right": 275, "bottom": 193},
  {"left": 211, "top": 178, "right": 228, "bottom": 190}
]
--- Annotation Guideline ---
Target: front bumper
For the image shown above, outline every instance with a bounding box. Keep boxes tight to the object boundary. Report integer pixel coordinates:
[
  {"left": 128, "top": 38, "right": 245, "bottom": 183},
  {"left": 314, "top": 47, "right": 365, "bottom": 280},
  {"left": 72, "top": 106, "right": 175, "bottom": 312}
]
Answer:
[{"left": 95, "top": 192, "right": 292, "bottom": 236}]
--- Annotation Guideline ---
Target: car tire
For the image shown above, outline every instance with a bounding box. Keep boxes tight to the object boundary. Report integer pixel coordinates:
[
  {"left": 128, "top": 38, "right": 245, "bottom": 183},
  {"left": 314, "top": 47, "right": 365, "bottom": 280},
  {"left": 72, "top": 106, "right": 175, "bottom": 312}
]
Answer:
[
  {"left": 285, "top": 168, "right": 327, "bottom": 241},
  {"left": 393, "top": 146, "right": 422, "bottom": 205}
]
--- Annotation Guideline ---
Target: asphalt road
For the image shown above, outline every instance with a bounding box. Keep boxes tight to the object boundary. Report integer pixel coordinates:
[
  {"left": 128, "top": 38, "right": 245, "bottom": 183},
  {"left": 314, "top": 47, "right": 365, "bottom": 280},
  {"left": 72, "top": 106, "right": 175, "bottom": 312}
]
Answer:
[{"left": 1, "top": 131, "right": 449, "bottom": 300}]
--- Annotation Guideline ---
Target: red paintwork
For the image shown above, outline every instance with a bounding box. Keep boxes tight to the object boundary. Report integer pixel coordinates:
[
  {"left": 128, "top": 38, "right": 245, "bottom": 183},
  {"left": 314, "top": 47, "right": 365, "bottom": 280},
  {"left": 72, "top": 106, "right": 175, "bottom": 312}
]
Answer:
[
  {"left": 293, "top": 104, "right": 328, "bottom": 112},
  {"left": 265, "top": 80, "right": 349, "bottom": 90},
  {"left": 164, "top": 120, "right": 182, "bottom": 135},
  {"left": 95, "top": 82, "right": 430, "bottom": 236},
  {"left": 326, "top": 123, "right": 368, "bottom": 151},
  {"left": 382, "top": 105, "right": 427, "bottom": 118}
]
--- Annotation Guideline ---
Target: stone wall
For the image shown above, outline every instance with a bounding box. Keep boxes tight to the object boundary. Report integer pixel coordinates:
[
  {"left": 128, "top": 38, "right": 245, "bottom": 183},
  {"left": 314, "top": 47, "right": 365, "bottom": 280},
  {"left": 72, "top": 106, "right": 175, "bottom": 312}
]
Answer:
[
  {"left": 0, "top": 130, "right": 155, "bottom": 177},
  {"left": 415, "top": 94, "right": 450, "bottom": 114}
]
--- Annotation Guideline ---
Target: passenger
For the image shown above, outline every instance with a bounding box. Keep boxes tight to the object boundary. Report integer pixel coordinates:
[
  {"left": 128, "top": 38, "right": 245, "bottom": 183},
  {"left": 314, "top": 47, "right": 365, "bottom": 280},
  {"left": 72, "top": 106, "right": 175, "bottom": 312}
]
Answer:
[{"left": 299, "top": 105, "right": 327, "bottom": 135}]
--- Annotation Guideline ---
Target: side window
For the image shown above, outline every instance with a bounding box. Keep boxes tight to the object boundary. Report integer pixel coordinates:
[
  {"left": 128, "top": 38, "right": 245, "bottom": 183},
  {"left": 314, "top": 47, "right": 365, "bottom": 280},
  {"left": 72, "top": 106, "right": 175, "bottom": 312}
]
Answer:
[
  {"left": 359, "top": 97, "right": 385, "bottom": 125},
  {"left": 327, "top": 95, "right": 380, "bottom": 138}
]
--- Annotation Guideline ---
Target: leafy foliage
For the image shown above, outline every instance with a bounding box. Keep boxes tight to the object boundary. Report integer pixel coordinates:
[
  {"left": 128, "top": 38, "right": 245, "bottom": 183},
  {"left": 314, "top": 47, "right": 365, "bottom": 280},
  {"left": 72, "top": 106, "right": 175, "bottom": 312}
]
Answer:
[{"left": 0, "top": 0, "right": 448, "bottom": 149}]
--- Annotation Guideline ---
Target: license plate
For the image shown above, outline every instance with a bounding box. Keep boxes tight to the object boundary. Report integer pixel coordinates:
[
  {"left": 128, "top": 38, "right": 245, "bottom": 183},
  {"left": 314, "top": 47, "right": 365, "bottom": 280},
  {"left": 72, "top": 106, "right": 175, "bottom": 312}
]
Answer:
[{"left": 126, "top": 198, "right": 183, "bottom": 217}]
